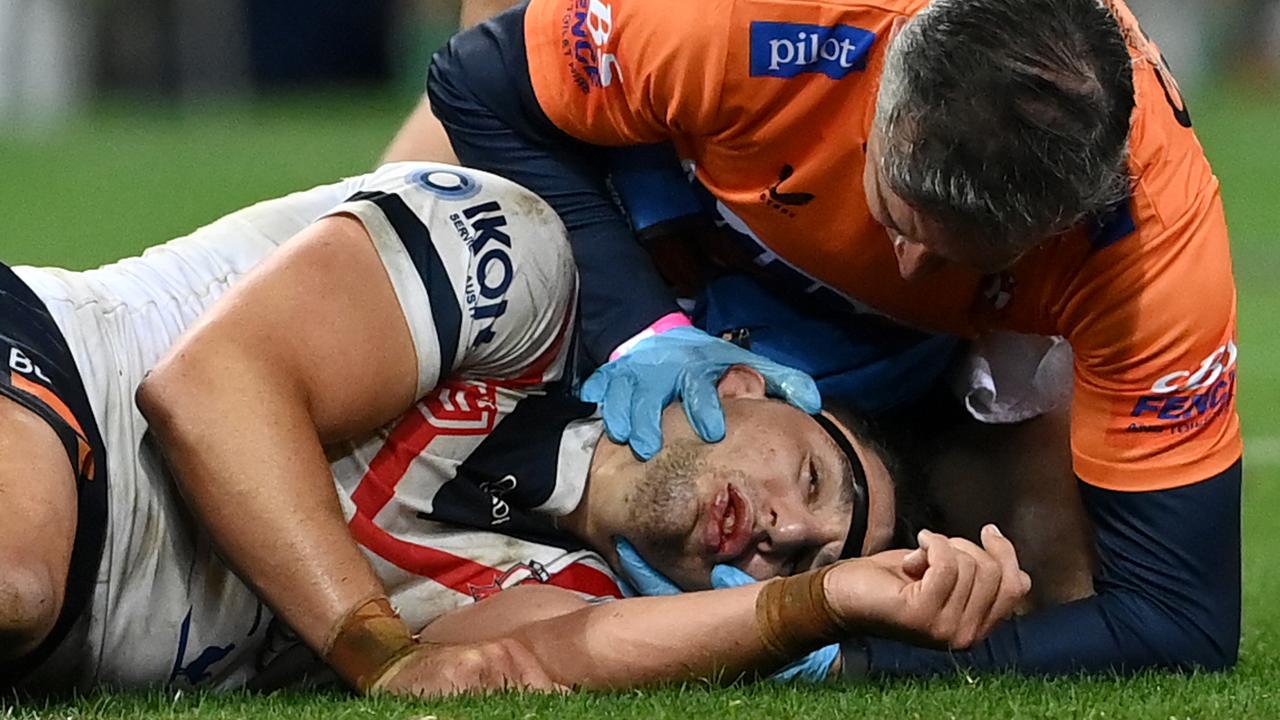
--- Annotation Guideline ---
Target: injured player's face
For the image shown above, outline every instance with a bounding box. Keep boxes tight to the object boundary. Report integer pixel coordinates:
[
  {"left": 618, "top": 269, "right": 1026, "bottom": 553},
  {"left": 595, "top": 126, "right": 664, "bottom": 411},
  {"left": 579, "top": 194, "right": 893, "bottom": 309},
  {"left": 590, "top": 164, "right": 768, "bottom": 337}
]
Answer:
[{"left": 562, "top": 366, "right": 897, "bottom": 591}]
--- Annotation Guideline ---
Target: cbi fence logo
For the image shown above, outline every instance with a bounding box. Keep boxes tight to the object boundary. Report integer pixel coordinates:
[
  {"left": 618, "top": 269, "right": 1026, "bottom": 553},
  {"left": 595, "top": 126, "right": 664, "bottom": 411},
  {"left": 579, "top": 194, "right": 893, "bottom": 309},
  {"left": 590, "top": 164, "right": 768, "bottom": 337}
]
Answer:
[
  {"left": 565, "top": 0, "right": 622, "bottom": 93},
  {"left": 749, "top": 21, "right": 876, "bottom": 79},
  {"left": 1128, "top": 340, "right": 1238, "bottom": 432}
]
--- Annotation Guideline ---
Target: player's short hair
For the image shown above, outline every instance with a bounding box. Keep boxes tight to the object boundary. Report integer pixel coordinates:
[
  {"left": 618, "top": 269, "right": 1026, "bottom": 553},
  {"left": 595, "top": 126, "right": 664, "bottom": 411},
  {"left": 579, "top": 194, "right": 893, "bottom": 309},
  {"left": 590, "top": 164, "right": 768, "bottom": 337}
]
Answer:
[{"left": 873, "top": 0, "right": 1135, "bottom": 252}]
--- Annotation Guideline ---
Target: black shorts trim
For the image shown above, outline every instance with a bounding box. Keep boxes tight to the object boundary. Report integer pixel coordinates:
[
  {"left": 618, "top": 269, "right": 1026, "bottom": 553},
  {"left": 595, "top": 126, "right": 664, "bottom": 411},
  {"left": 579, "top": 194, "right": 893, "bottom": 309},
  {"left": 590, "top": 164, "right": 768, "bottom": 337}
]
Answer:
[{"left": 0, "top": 263, "right": 108, "bottom": 687}]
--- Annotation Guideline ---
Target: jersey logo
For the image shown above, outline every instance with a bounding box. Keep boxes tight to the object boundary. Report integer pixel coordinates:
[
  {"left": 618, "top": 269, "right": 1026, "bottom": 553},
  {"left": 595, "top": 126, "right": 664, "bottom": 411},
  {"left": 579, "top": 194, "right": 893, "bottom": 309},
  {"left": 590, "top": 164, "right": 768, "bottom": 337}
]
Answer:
[
  {"left": 457, "top": 201, "right": 516, "bottom": 347},
  {"left": 760, "top": 164, "right": 815, "bottom": 217},
  {"left": 466, "top": 560, "right": 552, "bottom": 601},
  {"left": 749, "top": 21, "right": 876, "bottom": 80},
  {"left": 566, "top": 0, "right": 623, "bottom": 93},
  {"left": 479, "top": 473, "right": 519, "bottom": 526},
  {"left": 982, "top": 272, "right": 1017, "bottom": 311},
  {"left": 1128, "top": 340, "right": 1237, "bottom": 432},
  {"left": 169, "top": 607, "right": 236, "bottom": 686},
  {"left": 411, "top": 168, "right": 481, "bottom": 200}
]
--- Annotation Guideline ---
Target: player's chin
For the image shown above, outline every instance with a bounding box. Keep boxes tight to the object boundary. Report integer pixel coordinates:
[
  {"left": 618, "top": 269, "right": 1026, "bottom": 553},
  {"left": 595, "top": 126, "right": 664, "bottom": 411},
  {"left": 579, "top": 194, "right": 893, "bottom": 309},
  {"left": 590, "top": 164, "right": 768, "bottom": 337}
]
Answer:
[{"left": 665, "top": 555, "right": 718, "bottom": 592}]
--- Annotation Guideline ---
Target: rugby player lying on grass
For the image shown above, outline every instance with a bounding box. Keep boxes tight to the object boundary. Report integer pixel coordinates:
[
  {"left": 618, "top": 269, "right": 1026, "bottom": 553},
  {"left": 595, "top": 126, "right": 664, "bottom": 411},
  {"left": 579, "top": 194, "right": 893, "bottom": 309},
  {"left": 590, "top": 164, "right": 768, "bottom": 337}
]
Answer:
[{"left": 0, "top": 162, "right": 1028, "bottom": 697}]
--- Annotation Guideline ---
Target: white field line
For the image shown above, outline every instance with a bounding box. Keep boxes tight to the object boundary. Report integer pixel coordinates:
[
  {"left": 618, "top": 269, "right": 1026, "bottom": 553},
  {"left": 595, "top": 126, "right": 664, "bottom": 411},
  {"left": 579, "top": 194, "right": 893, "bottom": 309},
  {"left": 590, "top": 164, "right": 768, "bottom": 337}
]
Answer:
[{"left": 1246, "top": 436, "right": 1280, "bottom": 466}]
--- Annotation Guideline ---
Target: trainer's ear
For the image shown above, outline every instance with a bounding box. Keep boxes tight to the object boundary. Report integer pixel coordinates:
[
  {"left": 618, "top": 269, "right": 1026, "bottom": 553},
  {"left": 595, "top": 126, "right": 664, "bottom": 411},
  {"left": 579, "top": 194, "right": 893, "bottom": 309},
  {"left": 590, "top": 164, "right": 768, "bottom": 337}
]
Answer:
[
  {"left": 887, "top": 14, "right": 909, "bottom": 43},
  {"left": 718, "top": 365, "right": 767, "bottom": 399}
]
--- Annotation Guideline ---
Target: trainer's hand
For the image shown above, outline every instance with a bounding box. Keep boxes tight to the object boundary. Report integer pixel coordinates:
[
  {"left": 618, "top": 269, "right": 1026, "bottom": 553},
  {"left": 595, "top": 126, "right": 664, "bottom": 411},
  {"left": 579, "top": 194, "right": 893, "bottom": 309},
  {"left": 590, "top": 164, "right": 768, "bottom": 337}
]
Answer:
[
  {"left": 825, "top": 525, "right": 1030, "bottom": 649},
  {"left": 581, "top": 326, "right": 821, "bottom": 459},
  {"left": 373, "top": 639, "right": 566, "bottom": 697}
]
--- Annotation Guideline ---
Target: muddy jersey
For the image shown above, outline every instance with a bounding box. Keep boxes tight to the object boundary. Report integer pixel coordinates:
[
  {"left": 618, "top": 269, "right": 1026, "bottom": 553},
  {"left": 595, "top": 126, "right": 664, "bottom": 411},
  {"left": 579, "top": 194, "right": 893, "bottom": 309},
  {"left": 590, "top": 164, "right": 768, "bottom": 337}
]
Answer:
[
  {"left": 524, "top": 0, "right": 1241, "bottom": 491},
  {"left": 12, "top": 163, "right": 621, "bottom": 693}
]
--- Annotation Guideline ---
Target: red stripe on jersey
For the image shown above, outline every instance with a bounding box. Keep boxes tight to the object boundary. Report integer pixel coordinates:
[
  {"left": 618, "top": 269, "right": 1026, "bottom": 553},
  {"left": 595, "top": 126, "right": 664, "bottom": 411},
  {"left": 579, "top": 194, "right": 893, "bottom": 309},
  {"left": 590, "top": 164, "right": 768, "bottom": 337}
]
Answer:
[
  {"left": 349, "top": 409, "right": 444, "bottom": 519},
  {"left": 349, "top": 512, "right": 622, "bottom": 600},
  {"left": 350, "top": 380, "right": 499, "bottom": 519}
]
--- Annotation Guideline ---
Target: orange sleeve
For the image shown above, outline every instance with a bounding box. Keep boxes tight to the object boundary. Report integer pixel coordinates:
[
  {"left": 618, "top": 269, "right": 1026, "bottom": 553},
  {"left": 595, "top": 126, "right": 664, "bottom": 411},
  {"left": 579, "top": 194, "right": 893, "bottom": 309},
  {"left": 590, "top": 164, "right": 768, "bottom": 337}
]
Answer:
[
  {"left": 524, "top": 0, "right": 734, "bottom": 145},
  {"left": 1061, "top": 0, "right": 1243, "bottom": 493},
  {"left": 1065, "top": 190, "right": 1241, "bottom": 493}
]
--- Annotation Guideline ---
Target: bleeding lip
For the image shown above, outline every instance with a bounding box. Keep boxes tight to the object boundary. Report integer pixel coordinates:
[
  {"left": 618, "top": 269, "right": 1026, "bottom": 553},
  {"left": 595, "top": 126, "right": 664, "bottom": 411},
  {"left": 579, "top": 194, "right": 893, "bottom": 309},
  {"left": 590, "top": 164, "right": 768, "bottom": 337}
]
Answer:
[{"left": 703, "top": 484, "right": 753, "bottom": 561}]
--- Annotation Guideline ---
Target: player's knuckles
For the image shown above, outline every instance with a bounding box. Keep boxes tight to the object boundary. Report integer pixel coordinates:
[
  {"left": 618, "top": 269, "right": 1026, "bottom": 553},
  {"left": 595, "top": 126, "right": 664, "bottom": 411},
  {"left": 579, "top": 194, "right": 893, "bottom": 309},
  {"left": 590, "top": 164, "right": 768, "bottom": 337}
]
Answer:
[{"left": 971, "top": 551, "right": 1001, "bottom": 590}]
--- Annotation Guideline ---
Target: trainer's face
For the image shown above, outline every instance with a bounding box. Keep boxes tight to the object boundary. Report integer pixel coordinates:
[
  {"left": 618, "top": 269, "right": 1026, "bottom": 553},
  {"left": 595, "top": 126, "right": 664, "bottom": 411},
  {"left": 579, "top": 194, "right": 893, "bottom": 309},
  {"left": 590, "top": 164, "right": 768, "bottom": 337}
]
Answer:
[
  {"left": 862, "top": 130, "right": 1026, "bottom": 280},
  {"left": 588, "top": 367, "right": 896, "bottom": 591}
]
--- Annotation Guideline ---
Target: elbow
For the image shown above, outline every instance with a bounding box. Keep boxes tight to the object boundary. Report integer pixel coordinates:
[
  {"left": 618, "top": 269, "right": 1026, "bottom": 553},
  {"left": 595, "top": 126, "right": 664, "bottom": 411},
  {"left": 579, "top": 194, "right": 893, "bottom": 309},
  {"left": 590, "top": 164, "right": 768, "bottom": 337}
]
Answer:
[
  {"left": 135, "top": 360, "right": 185, "bottom": 431},
  {"left": 1182, "top": 625, "right": 1240, "bottom": 672},
  {"left": 1125, "top": 601, "right": 1241, "bottom": 673},
  {"left": 136, "top": 351, "right": 211, "bottom": 451}
]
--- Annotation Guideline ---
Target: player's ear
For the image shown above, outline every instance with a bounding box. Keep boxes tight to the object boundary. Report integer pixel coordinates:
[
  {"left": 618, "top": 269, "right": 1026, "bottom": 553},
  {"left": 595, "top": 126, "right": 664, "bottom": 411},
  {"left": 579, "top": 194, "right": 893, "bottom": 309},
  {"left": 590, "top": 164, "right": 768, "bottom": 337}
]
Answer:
[{"left": 718, "top": 365, "right": 767, "bottom": 400}]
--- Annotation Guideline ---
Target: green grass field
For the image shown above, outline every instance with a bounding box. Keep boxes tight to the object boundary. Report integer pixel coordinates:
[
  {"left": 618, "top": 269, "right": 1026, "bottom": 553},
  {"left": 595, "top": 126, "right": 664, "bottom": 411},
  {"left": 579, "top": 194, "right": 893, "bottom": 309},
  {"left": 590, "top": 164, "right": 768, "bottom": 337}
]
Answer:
[{"left": 0, "top": 86, "right": 1277, "bottom": 719}]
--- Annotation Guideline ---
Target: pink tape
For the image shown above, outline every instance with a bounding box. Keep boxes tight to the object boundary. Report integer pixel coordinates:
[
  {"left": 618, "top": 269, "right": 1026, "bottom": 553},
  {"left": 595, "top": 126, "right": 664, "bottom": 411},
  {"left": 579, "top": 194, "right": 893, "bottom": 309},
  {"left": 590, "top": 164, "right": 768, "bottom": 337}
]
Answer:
[{"left": 609, "top": 312, "right": 693, "bottom": 361}]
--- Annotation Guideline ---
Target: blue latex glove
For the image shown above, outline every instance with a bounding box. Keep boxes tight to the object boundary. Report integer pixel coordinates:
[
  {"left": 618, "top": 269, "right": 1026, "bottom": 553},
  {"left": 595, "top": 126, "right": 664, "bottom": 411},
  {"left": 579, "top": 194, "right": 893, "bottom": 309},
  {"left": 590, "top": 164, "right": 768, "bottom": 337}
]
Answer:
[
  {"left": 581, "top": 326, "right": 821, "bottom": 459},
  {"left": 614, "top": 538, "right": 841, "bottom": 682}
]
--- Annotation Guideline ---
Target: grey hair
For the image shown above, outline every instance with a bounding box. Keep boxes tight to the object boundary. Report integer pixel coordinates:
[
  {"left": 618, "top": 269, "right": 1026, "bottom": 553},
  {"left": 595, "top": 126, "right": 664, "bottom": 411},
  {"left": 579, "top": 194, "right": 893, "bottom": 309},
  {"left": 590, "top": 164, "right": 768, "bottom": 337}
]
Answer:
[{"left": 872, "top": 0, "right": 1135, "bottom": 251}]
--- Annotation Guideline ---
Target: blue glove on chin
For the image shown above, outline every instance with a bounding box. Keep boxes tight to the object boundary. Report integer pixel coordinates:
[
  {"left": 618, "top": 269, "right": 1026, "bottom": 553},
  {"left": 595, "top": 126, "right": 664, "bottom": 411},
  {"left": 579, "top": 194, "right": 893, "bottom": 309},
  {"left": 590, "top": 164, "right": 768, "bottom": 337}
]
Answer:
[
  {"left": 614, "top": 538, "right": 841, "bottom": 682},
  {"left": 581, "top": 326, "right": 821, "bottom": 459}
]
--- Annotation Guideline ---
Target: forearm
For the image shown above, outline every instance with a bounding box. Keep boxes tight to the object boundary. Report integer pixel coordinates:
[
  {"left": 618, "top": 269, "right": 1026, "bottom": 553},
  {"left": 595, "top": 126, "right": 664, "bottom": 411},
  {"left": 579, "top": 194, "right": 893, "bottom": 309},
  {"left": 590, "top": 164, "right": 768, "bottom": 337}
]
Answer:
[
  {"left": 508, "top": 586, "right": 779, "bottom": 688},
  {"left": 421, "top": 569, "right": 862, "bottom": 690},
  {"left": 139, "top": 345, "right": 385, "bottom": 654}
]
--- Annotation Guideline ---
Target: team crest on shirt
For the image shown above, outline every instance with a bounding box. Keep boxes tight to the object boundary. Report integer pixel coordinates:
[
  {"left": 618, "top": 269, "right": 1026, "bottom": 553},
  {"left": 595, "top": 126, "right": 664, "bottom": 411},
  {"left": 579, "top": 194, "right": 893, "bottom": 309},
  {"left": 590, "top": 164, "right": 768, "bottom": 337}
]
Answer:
[
  {"left": 467, "top": 560, "right": 553, "bottom": 601},
  {"left": 749, "top": 21, "right": 876, "bottom": 80},
  {"left": 982, "top": 272, "right": 1017, "bottom": 311}
]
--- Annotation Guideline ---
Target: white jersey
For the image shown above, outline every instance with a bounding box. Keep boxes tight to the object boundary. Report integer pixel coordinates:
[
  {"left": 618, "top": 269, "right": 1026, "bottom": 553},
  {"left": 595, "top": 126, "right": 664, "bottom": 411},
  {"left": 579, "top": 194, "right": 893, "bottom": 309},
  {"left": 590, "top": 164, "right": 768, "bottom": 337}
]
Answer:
[{"left": 12, "top": 163, "right": 621, "bottom": 693}]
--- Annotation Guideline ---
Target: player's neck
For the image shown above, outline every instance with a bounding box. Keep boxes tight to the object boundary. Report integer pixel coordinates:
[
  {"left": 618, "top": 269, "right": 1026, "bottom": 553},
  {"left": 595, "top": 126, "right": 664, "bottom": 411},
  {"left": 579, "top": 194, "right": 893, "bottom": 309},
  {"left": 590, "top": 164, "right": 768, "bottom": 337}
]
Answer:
[{"left": 556, "top": 435, "right": 636, "bottom": 567}]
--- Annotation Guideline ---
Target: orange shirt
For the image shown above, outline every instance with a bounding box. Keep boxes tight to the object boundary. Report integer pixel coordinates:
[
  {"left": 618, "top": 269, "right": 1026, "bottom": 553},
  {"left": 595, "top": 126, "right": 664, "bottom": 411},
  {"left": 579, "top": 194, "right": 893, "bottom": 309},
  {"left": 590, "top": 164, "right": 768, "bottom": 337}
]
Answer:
[{"left": 525, "top": 0, "right": 1241, "bottom": 491}]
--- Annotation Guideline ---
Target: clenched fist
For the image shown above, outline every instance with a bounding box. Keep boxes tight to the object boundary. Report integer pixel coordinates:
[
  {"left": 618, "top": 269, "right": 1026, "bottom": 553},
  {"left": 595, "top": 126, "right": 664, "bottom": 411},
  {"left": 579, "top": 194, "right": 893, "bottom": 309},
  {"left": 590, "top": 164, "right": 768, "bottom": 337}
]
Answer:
[{"left": 824, "top": 525, "right": 1031, "bottom": 649}]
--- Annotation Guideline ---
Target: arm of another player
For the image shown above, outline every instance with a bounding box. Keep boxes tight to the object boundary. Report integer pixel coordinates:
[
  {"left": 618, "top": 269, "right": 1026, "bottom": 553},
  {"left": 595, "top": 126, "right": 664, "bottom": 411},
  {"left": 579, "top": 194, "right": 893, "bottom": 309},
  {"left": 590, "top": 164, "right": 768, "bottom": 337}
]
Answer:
[
  {"left": 137, "top": 213, "right": 556, "bottom": 696},
  {"left": 380, "top": 0, "right": 522, "bottom": 164},
  {"left": 859, "top": 461, "right": 1241, "bottom": 676},
  {"left": 859, "top": 191, "right": 1244, "bottom": 675},
  {"left": 417, "top": 529, "right": 1030, "bottom": 689}
]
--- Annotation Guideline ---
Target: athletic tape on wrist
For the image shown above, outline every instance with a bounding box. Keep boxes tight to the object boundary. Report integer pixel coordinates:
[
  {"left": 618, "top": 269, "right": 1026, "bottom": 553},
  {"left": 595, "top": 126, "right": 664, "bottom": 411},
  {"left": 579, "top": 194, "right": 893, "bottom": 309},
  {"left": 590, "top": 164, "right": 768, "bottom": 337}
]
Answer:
[
  {"left": 608, "top": 312, "right": 693, "bottom": 361},
  {"left": 322, "top": 596, "right": 417, "bottom": 693},
  {"left": 754, "top": 565, "right": 850, "bottom": 663}
]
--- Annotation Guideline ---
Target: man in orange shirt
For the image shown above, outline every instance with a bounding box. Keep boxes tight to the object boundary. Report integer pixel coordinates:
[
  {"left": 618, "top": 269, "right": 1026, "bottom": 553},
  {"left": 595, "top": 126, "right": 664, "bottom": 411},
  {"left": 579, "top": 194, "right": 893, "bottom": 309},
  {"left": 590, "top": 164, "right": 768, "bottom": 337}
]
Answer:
[{"left": 392, "top": 0, "right": 1243, "bottom": 676}]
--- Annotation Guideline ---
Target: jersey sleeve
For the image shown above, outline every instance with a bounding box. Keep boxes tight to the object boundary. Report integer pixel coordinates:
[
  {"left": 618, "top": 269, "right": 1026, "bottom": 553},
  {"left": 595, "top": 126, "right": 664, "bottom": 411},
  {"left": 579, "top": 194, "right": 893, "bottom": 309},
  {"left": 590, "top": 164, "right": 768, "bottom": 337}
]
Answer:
[
  {"left": 1051, "top": 0, "right": 1241, "bottom": 493},
  {"left": 326, "top": 163, "right": 578, "bottom": 399},
  {"left": 861, "top": 461, "right": 1241, "bottom": 676},
  {"left": 524, "top": 0, "right": 734, "bottom": 145},
  {"left": 1060, "top": 185, "right": 1241, "bottom": 493}
]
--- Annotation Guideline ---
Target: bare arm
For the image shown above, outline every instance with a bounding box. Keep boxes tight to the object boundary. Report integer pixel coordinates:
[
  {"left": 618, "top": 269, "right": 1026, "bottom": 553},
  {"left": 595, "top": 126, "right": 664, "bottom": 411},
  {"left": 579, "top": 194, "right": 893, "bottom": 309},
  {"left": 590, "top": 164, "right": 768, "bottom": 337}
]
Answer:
[
  {"left": 459, "top": 0, "right": 521, "bottom": 28},
  {"left": 380, "top": 0, "right": 521, "bottom": 165},
  {"left": 381, "top": 98, "right": 459, "bottom": 165},
  {"left": 420, "top": 528, "right": 1031, "bottom": 689},
  {"left": 138, "top": 215, "right": 419, "bottom": 660}
]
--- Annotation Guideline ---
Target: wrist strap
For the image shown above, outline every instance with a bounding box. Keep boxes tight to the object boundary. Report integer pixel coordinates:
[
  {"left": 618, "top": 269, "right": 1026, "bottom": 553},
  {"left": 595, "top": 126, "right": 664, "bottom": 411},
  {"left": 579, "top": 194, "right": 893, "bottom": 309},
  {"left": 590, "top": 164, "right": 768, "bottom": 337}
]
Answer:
[
  {"left": 609, "top": 312, "right": 693, "bottom": 361},
  {"left": 754, "top": 565, "right": 850, "bottom": 663},
  {"left": 323, "top": 596, "right": 416, "bottom": 693}
]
